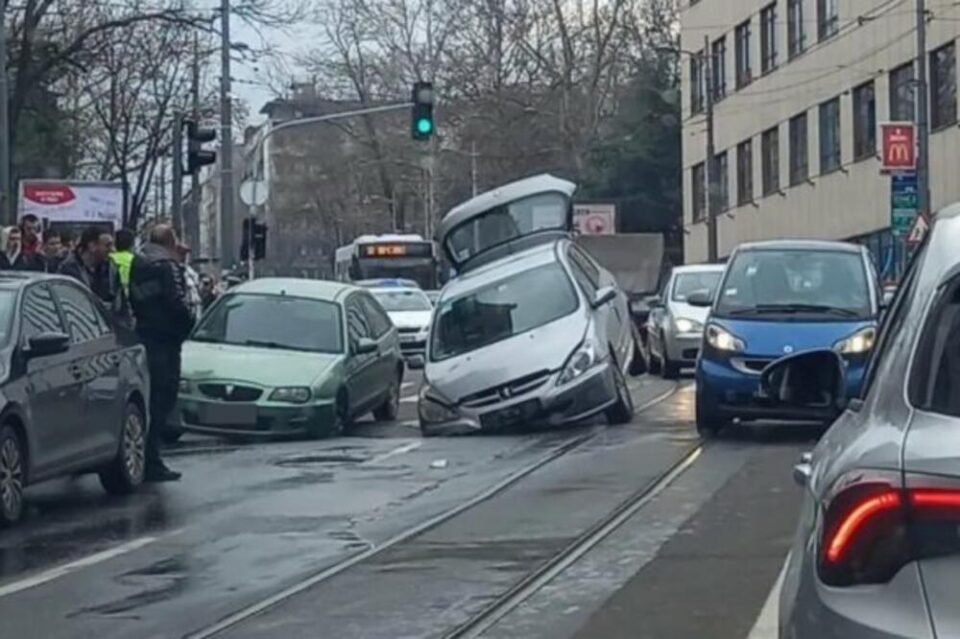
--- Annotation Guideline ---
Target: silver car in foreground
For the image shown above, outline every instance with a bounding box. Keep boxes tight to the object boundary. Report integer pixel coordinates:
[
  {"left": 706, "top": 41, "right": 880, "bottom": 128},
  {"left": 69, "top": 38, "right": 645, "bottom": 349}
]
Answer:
[
  {"left": 645, "top": 264, "right": 724, "bottom": 379},
  {"left": 418, "top": 174, "right": 636, "bottom": 435},
  {"left": 769, "top": 203, "right": 960, "bottom": 638}
]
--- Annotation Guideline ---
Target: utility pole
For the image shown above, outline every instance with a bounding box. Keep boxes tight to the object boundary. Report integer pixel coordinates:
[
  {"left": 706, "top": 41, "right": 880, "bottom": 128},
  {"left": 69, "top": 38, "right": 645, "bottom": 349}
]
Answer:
[
  {"left": 915, "top": 0, "right": 931, "bottom": 219},
  {"left": 704, "top": 36, "right": 719, "bottom": 263},
  {"left": 0, "top": 17, "right": 11, "bottom": 225},
  {"left": 471, "top": 140, "right": 478, "bottom": 196},
  {"left": 172, "top": 111, "right": 184, "bottom": 232},
  {"left": 220, "top": 0, "right": 235, "bottom": 268},
  {"left": 189, "top": 31, "right": 201, "bottom": 252}
]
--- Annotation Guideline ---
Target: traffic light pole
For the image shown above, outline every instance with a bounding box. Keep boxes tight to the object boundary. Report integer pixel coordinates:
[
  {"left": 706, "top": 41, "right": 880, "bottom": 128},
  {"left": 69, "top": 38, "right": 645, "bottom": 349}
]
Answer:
[{"left": 172, "top": 112, "right": 184, "bottom": 233}]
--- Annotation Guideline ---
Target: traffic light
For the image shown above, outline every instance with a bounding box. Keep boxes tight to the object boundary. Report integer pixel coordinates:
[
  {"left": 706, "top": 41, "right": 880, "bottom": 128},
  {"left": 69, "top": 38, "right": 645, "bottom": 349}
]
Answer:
[
  {"left": 241, "top": 217, "right": 268, "bottom": 261},
  {"left": 411, "top": 81, "right": 434, "bottom": 141},
  {"left": 186, "top": 120, "right": 217, "bottom": 174}
]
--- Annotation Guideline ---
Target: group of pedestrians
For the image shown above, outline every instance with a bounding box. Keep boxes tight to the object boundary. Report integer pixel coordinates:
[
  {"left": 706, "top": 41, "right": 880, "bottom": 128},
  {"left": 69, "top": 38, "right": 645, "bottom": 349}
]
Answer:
[{"left": 0, "top": 217, "right": 199, "bottom": 483}]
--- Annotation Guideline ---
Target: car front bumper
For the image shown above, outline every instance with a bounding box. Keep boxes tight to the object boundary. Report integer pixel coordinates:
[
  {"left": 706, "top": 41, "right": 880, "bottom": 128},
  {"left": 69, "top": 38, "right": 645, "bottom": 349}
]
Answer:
[
  {"left": 697, "top": 354, "right": 867, "bottom": 423},
  {"left": 174, "top": 396, "right": 338, "bottom": 437},
  {"left": 420, "top": 362, "right": 619, "bottom": 435},
  {"left": 664, "top": 330, "right": 704, "bottom": 364}
]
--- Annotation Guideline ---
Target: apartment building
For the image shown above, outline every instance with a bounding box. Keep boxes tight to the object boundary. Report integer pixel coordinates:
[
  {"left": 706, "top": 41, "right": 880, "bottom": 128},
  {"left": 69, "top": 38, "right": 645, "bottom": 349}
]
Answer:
[{"left": 681, "top": 0, "right": 960, "bottom": 272}]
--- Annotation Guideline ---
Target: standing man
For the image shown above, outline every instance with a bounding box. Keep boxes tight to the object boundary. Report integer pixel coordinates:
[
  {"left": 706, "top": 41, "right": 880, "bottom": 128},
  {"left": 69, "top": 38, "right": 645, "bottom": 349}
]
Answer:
[
  {"left": 59, "top": 226, "right": 130, "bottom": 326},
  {"left": 41, "top": 230, "right": 64, "bottom": 272},
  {"left": 110, "top": 228, "right": 136, "bottom": 295},
  {"left": 19, "top": 214, "right": 41, "bottom": 258},
  {"left": 129, "top": 225, "right": 194, "bottom": 482}
]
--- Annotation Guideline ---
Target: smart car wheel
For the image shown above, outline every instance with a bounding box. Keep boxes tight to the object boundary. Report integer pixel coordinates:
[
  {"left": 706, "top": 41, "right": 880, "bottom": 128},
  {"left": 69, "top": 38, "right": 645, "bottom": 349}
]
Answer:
[
  {"left": 695, "top": 394, "right": 726, "bottom": 439},
  {"left": 0, "top": 425, "right": 25, "bottom": 526},
  {"left": 99, "top": 402, "right": 146, "bottom": 495}
]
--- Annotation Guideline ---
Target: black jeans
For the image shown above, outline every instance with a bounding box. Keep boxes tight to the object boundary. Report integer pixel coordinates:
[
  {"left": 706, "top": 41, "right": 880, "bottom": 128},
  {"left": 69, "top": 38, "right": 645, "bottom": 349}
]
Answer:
[{"left": 142, "top": 336, "right": 182, "bottom": 468}]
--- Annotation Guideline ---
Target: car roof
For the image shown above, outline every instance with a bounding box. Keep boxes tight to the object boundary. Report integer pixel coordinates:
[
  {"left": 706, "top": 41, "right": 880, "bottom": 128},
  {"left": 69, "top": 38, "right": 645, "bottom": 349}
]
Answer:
[
  {"left": 435, "top": 174, "right": 576, "bottom": 243},
  {"left": 0, "top": 272, "right": 72, "bottom": 290},
  {"left": 735, "top": 239, "right": 863, "bottom": 254},
  {"left": 440, "top": 240, "right": 561, "bottom": 300},
  {"left": 230, "top": 277, "right": 358, "bottom": 301}
]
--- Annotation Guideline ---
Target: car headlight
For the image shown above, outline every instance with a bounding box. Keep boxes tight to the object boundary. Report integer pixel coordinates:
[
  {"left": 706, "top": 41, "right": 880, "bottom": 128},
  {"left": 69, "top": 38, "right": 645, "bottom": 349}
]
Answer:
[
  {"left": 269, "top": 386, "right": 312, "bottom": 404},
  {"left": 178, "top": 379, "right": 192, "bottom": 394},
  {"left": 705, "top": 324, "right": 745, "bottom": 353},
  {"left": 557, "top": 340, "right": 597, "bottom": 386},
  {"left": 418, "top": 386, "right": 458, "bottom": 423},
  {"left": 834, "top": 327, "right": 876, "bottom": 355},
  {"left": 674, "top": 318, "right": 704, "bottom": 334}
]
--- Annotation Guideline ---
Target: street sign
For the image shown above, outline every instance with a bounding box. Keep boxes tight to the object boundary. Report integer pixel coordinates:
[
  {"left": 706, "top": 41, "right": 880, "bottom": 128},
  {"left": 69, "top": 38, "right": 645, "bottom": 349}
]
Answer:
[
  {"left": 906, "top": 212, "right": 930, "bottom": 246},
  {"left": 573, "top": 203, "right": 616, "bottom": 235},
  {"left": 880, "top": 122, "right": 917, "bottom": 173},
  {"left": 890, "top": 173, "right": 918, "bottom": 238},
  {"left": 239, "top": 180, "right": 268, "bottom": 207}
]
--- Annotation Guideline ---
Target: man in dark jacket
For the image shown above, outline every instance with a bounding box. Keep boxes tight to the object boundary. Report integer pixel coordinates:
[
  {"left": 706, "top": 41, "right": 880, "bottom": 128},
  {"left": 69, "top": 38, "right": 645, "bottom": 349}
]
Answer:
[
  {"left": 59, "top": 226, "right": 131, "bottom": 327},
  {"left": 129, "top": 224, "right": 194, "bottom": 482}
]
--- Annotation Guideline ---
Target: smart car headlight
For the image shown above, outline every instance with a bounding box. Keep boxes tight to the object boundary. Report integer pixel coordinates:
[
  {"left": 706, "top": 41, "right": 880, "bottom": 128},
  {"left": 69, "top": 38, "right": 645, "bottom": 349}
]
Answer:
[
  {"left": 833, "top": 327, "right": 876, "bottom": 355},
  {"left": 705, "top": 324, "right": 745, "bottom": 353}
]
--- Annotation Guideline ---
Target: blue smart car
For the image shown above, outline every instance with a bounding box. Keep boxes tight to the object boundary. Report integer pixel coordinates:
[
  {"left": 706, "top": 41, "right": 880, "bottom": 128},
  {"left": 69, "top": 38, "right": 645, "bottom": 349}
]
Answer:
[{"left": 693, "top": 240, "right": 881, "bottom": 437}]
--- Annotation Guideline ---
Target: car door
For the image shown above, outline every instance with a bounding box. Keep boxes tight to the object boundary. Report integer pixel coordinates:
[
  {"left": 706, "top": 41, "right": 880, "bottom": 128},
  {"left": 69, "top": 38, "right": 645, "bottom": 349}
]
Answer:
[
  {"left": 358, "top": 294, "right": 399, "bottom": 392},
  {"left": 647, "top": 275, "right": 672, "bottom": 360},
  {"left": 343, "top": 293, "right": 379, "bottom": 414},
  {"left": 569, "top": 246, "right": 629, "bottom": 367},
  {"left": 17, "top": 283, "right": 85, "bottom": 474},
  {"left": 50, "top": 281, "right": 122, "bottom": 460}
]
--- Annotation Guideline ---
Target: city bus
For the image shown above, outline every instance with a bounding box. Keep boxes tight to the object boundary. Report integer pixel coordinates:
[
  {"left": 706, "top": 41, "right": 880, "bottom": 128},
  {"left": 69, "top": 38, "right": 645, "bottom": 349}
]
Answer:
[{"left": 334, "top": 234, "right": 440, "bottom": 289}]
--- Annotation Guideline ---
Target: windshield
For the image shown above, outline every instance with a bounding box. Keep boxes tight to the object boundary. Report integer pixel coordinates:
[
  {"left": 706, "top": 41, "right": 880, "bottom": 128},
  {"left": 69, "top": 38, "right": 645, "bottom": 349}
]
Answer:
[
  {"left": 372, "top": 289, "right": 432, "bottom": 312},
  {"left": 431, "top": 262, "right": 577, "bottom": 360},
  {"left": 715, "top": 249, "right": 873, "bottom": 319},
  {"left": 445, "top": 192, "right": 568, "bottom": 265},
  {"left": 672, "top": 271, "right": 722, "bottom": 302},
  {"left": 192, "top": 293, "right": 343, "bottom": 353}
]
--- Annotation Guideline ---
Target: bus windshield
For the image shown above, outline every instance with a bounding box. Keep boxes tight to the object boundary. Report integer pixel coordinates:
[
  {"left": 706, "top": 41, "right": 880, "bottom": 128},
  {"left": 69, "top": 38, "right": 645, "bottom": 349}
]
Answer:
[{"left": 336, "top": 237, "right": 440, "bottom": 289}]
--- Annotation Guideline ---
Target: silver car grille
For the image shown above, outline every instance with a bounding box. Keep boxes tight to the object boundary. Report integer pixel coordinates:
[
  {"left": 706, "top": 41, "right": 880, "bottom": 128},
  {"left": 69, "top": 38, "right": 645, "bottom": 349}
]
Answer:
[{"left": 459, "top": 370, "right": 552, "bottom": 408}]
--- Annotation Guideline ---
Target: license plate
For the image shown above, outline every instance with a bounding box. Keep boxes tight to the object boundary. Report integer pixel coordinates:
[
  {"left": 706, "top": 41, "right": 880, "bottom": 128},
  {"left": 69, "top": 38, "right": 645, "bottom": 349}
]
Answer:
[
  {"left": 199, "top": 403, "right": 257, "bottom": 426},
  {"left": 482, "top": 399, "right": 540, "bottom": 429}
]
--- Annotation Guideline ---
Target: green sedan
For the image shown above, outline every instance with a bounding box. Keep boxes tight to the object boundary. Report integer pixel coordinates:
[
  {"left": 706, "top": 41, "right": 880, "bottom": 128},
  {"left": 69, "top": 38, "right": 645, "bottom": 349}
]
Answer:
[{"left": 173, "top": 278, "right": 404, "bottom": 439}]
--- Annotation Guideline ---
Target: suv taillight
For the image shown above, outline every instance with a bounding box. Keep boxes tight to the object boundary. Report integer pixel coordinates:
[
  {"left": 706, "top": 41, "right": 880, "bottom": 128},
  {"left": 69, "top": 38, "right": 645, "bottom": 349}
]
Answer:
[{"left": 819, "top": 474, "right": 960, "bottom": 587}]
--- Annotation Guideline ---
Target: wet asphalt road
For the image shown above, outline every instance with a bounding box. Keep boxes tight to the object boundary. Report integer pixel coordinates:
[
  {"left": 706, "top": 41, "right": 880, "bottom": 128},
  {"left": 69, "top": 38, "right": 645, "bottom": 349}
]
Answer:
[{"left": 0, "top": 370, "right": 816, "bottom": 639}]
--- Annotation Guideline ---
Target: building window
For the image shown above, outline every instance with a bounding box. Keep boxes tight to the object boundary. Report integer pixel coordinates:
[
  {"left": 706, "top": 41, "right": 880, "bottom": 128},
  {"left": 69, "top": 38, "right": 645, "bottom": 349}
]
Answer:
[
  {"left": 789, "top": 112, "right": 808, "bottom": 186},
  {"left": 761, "top": 3, "right": 777, "bottom": 74},
  {"left": 853, "top": 81, "right": 876, "bottom": 161},
  {"left": 819, "top": 97, "right": 841, "bottom": 174},
  {"left": 691, "top": 162, "right": 706, "bottom": 222},
  {"left": 788, "top": 0, "right": 805, "bottom": 59},
  {"left": 930, "top": 43, "right": 957, "bottom": 129},
  {"left": 690, "top": 53, "right": 704, "bottom": 115},
  {"left": 817, "top": 0, "right": 838, "bottom": 41},
  {"left": 712, "top": 37, "right": 727, "bottom": 101},
  {"left": 735, "top": 20, "right": 752, "bottom": 89},
  {"left": 737, "top": 139, "right": 753, "bottom": 205},
  {"left": 761, "top": 126, "right": 780, "bottom": 196},
  {"left": 889, "top": 62, "right": 915, "bottom": 121},
  {"left": 715, "top": 151, "right": 729, "bottom": 211}
]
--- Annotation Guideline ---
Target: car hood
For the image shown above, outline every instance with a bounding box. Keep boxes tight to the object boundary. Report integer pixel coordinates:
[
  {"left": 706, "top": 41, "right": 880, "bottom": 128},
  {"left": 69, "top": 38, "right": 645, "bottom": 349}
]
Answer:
[
  {"left": 668, "top": 301, "right": 710, "bottom": 325},
  {"left": 712, "top": 318, "right": 875, "bottom": 357},
  {"left": 181, "top": 341, "right": 342, "bottom": 387},
  {"left": 388, "top": 310, "right": 432, "bottom": 329},
  {"left": 426, "top": 312, "right": 585, "bottom": 402}
]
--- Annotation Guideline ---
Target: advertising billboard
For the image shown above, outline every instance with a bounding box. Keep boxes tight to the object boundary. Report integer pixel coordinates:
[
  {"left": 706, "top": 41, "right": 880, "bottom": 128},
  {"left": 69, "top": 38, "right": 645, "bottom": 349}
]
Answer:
[{"left": 18, "top": 180, "right": 124, "bottom": 229}]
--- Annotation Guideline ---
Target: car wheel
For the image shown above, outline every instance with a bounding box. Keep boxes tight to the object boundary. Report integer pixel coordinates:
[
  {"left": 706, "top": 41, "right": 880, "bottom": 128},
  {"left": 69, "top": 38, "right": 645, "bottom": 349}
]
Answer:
[
  {"left": 0, "top": 425, "right": 25, "bottom": 526},
  {"left": 661, "top": 339, "right": 680, "bottom": 380},
  {"left": 373, "top": 373, "right": 401, "bottom": 422},
  {"left": 646, "top": 338, "right": 662, "bottom": 375},
  {"left": 604, "top": 361, "right": 634, "bottom": 425},
  {"left": 695, "top": 394, "right": 727, "bottom": 439},
  {"left": 99, "top": 402, "right": 147, "bottom": 495},
  {"left": 628, "top": 337, "right": 647, "bottom": 376}
]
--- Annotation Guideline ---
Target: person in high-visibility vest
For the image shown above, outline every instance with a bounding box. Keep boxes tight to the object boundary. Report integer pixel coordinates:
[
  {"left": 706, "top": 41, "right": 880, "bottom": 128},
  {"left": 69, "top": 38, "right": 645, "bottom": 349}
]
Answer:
[{"left": 110, "top": 228, "right": 136, "bottom": 293}]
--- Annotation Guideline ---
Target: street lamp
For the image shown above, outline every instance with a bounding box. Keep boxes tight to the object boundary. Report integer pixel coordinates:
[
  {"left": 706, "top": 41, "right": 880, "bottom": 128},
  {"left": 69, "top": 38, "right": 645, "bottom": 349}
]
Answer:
[{"left": 658, "top": 41, "right": 719, "bottom": 264}]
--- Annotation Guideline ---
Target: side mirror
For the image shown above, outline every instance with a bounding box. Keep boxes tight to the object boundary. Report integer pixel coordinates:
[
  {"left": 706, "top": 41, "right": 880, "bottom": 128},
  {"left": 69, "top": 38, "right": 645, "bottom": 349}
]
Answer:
[
  {"left": 686, "top": 290, "right": 714, "bottom": 307},
  {"left": 354, "top": 337, "right": 378, "bottom": 355},
  {"left": 27, "top": 332, "right": 70, "bottom": 358},
  {"left": 592, "top": 286, "right": 618, "bottom": 309},
  {"left": 760, "top": 349, "right": 848, "bottom": 419}
]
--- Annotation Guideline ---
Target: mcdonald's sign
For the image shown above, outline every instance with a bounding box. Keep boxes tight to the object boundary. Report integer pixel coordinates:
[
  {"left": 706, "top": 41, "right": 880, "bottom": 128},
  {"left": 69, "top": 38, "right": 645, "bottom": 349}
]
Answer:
[{"left": 880, "top": 122, "right": 917, "bottom": 173}]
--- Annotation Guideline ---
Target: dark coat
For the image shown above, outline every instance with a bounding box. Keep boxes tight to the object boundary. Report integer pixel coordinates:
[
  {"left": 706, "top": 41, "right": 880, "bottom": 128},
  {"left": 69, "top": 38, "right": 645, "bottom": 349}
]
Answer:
[
  {"left": 129, "top": 243, "right": 194, "bottom": 344},
  {"left": 0, "top": 251, "right": 44, "bottom": 272},
  {"left": 58, "top": 251, "right": 132, "bottom": 328}
]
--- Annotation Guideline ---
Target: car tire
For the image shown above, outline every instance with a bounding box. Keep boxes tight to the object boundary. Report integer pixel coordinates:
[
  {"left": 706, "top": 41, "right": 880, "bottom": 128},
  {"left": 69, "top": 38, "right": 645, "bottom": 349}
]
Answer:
[
  {"left": 646, "top": 340, "right": 662, "bottom": 375},
  {"left": 373, "top": 372, "right": 401, "bottom": 422},
  {"left": 661, "top": 339, "right": 680, "bottom": 380},
  {"left": 0, "top": 425, "right": 25, "bottom": 527},
  {"left": 695, "top": 394, "right": 726, "bottom": 439},
  {"left": 99, "top": 402, "right": 147, "bottom": 496},
  {"left": 604, "top": 362, "right": 634, "bottom": 425},
  {"left": 419, "top": 421, "right": 441, "bottom": 437},
  {"left": 628, "top": 338, "right": 647, "bottom": 376}
]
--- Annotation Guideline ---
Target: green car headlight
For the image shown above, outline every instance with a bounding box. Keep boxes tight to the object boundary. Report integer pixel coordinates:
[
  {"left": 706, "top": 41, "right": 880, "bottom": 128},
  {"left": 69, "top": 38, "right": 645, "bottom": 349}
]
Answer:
[{"left": 269, "top": 386, "right": 312, "bottom": 404}]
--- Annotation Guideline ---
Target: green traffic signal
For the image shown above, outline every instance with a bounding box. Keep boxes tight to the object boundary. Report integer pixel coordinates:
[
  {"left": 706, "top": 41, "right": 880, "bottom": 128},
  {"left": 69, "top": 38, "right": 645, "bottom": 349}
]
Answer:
[
  {"left": 416, "top": 118, "right": 433, "bottom": 135},
  {"left": 411, "top": 80, "right": 434, "bottom": 141}
]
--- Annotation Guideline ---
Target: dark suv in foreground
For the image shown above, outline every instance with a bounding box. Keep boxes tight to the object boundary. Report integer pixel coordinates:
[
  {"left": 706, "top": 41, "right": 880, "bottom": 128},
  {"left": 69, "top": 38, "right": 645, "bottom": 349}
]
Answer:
[{"left": 0, "top": 273, "right": 149, "bottom": 526}]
